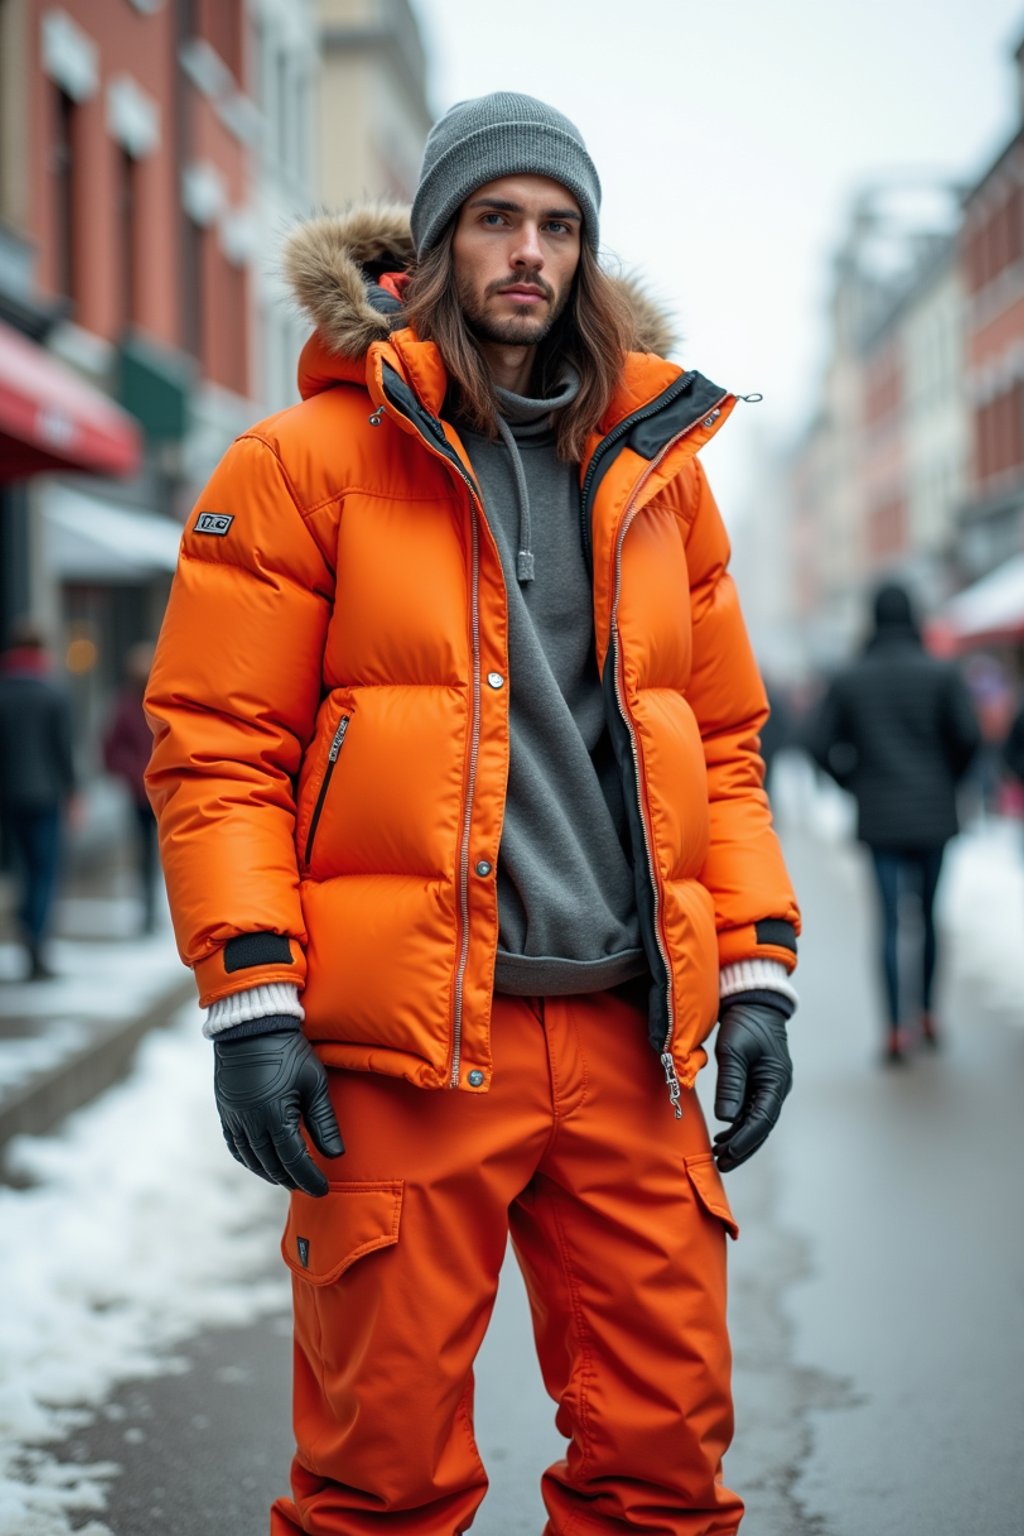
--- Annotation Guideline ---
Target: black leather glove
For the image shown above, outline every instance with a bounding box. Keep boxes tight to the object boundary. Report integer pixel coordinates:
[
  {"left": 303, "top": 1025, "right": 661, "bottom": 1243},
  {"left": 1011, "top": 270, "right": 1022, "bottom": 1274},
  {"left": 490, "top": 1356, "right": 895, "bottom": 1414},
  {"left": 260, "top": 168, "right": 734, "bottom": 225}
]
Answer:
[
  {"left": 213, "top": 1030, "right": 344, "bottom": 1197},
  {"left": 713, "top": 1001, "right": 793, "bottom": 1173}
]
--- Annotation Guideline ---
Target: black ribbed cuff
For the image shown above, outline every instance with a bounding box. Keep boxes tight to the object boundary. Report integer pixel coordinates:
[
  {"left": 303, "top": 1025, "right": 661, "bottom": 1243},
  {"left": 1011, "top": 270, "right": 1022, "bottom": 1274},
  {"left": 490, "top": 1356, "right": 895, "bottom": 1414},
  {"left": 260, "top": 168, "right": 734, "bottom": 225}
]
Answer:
[
  {"left": 211, "top": 1015, "right": 303, "bottom": 1044},
  {"left": 720, "top": 989, "right": 796, "bottom": 1020}
]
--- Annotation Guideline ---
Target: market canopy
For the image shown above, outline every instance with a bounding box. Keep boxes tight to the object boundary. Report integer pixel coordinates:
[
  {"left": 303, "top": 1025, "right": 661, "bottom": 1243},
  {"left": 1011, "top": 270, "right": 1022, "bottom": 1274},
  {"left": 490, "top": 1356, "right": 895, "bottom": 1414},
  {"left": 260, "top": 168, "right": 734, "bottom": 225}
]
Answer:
[
  {"left": 44, "top": 483, "right": 181, "bottom": 583},
  {"left": 934, "top": 553, "right": 1024, "bottom": 650},
  {"left": 0, "top": 318, "right": 142, "bottom": 482}
]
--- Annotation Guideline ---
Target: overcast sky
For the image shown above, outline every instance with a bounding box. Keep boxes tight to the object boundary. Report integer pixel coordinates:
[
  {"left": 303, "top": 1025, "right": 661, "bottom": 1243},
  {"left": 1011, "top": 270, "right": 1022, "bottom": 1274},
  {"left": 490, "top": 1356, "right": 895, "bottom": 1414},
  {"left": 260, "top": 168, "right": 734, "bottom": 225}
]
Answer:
[{"left": 410, "top": 0, "right": 1024, "bottom": 514}]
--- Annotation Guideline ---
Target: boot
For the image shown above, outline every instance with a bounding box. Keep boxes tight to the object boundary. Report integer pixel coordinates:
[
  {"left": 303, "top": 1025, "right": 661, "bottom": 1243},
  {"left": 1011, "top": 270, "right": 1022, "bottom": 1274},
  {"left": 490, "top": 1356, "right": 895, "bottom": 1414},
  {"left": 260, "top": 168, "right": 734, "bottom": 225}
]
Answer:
[
  {"left": 884, "top": 1027, "right": 907, "bottom": 1065},
  {"left": 27, "top": 946, "right": 56, "bottom": 981},
  {"left": 920, "top": 1012, "right": 940, "bottom": 1048}
]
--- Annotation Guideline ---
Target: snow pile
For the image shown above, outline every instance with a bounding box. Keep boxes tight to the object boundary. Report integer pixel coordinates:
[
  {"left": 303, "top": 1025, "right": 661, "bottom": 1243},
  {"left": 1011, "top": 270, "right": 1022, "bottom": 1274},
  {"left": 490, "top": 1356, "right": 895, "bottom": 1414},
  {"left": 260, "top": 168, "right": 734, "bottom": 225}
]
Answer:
[
  {"left": 0, "top": 1006, "right": 288, "bottom": 1536},
  {"left": 0, "top": 926, "right": 186, "bottom": 1096},
  {"left": 939, "top": 819, "right": 1024, "bottom": 1018}
]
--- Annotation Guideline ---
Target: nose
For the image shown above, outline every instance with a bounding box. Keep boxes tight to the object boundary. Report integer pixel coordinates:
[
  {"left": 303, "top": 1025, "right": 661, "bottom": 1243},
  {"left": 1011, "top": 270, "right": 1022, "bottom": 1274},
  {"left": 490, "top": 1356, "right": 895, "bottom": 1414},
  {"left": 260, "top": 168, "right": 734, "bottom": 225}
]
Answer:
[{"left": 511, "top": 220, "right": 544, "bottom": 271}]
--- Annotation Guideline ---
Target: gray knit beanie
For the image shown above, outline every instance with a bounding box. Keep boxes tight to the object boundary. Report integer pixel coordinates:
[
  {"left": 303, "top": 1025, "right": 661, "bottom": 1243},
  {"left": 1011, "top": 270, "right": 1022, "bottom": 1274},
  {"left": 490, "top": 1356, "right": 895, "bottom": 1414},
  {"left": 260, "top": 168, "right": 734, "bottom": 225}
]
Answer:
[{"left": 411, "top": 91, "right": 601, "bottom": 256}]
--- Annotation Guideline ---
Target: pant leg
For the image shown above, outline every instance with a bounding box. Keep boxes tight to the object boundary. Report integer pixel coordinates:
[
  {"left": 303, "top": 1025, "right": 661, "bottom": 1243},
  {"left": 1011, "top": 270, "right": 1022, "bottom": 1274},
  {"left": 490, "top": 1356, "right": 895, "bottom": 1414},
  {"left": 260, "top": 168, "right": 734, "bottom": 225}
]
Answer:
[
  {"left": 9, "top": 805, "right": 62, "bottom": 945},
  {"left": 270, "top": 994, "right": 552, "bottom": 1536},
  {"left": 509, "top": 987, "right": 744, "bottom": 1536},
  {"left": 868, "top": 848, "right": 902, "bottom": 1027},
  {"left": 133, "top": 801, "right": 158, "bottom": 931},
  {"left": 917, "top": 845, "right": 945, "bottom": 1012}
]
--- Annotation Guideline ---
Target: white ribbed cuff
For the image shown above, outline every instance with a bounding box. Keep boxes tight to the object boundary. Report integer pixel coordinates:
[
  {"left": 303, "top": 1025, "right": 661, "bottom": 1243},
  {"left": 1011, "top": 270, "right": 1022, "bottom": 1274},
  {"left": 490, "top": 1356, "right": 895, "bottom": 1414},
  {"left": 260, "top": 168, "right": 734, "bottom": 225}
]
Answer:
[
  {"left": 719, "top": 959, "right": 799, "bottom": 1012},
  {"left": 203, "top": 982, "right": 305, "bottom": 1040}
]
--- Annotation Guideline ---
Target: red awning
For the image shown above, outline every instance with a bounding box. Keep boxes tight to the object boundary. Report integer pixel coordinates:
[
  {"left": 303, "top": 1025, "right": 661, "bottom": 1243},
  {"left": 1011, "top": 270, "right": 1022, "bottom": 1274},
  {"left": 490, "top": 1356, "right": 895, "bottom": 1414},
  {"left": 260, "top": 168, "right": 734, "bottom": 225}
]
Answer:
[
  {"left": 928, "top": 554, "right": 1024, "bottom": 654},
  {"left": 0, "top": 319, "right": 142, "bottom": 482}
]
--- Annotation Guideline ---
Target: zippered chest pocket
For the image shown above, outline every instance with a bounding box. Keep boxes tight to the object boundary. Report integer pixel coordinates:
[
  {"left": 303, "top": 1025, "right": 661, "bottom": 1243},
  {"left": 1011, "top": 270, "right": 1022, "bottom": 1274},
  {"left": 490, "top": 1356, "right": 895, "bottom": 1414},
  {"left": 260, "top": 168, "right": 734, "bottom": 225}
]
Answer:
[{"left": 304, "top": 714, "right": 350, "bottom": 867}]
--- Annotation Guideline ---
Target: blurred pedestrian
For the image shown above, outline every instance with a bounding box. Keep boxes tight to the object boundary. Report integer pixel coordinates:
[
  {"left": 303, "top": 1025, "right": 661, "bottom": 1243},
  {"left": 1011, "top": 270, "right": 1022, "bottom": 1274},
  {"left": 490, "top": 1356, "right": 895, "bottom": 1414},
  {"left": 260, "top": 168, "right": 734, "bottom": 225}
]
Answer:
[
  {"left": 102, "top": 641, "right": 159, "bottom": 934},
  {"left": 760, "top": 679, "right": 792, "bottom": 804},
  {"left": 808, "top": 581, "right": 980, "bottom": 1062},
  {"left": 962, "top": 652, "right": 1014, "bottom": 816},
  {"left": 1003, "top": 696, "right": 1024, "bottom": 787},
  {"left": 0, "top": 619, "right": 76, "bottom": 980},
  {"left": 146, "top": 92, "right": 801, "bottom": 1534}
]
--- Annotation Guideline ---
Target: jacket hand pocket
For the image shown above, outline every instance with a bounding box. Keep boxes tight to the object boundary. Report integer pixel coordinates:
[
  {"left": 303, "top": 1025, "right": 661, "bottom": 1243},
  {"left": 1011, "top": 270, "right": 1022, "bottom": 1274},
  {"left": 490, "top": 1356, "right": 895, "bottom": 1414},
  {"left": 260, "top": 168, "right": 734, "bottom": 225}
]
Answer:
[
  {"left": 280, "top": 1179, "right": 403, "bottom": 1284},
  {"left": 684, "top": 1153, "right": 739, "bottom": 1240},
  {"left": 303, "top": 712, "right": 350, "bottom": 869}
]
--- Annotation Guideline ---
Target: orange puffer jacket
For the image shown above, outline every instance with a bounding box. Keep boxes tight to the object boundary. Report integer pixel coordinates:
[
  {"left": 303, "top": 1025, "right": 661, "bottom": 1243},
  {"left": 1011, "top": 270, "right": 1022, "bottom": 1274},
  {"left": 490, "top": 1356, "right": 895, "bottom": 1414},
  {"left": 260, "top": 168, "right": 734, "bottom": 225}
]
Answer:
[{"left": 145, "top": 207, "right": 800, "bottom": 1097}]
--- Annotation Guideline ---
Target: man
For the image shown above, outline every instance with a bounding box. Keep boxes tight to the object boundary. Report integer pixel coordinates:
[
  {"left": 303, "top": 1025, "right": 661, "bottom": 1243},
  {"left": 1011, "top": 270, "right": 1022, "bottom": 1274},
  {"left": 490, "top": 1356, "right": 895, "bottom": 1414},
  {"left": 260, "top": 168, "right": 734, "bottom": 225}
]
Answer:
[
  {"left": 146, "top": 93, "right": 800, "bottom": 1536},
  {"left": 808, "top": 580, "right": 979, "bottom": 1062},
  {"left": 1005, "top": 695, "right": 1024, "bottom": 787},
  {"left": 0, "top": 619, "right": 76, "bottom": 980}
]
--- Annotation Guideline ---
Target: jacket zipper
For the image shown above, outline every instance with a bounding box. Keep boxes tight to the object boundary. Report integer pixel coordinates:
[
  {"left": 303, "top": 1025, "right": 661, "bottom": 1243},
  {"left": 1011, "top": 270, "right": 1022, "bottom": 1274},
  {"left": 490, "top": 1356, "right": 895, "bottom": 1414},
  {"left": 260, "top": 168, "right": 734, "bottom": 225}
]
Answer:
[
  {"left": 608, "top": 390, "right": 730, "bottom": 1116},
  {"left": 370, "top": 398, "right": 484, "bottom": 1089},
  {"left": 304, "top": 714, "right": 349, "bottom": 866},
  {"left": 579, "top": 370, "right": 697, "bottom": 568}
]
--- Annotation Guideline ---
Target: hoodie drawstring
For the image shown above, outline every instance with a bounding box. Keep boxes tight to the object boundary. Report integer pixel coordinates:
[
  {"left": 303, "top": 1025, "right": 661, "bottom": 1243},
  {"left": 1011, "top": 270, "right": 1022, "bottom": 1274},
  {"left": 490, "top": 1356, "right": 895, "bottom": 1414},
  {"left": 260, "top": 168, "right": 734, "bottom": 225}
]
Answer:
[{"left": 494, "top": 413, "right": 536, "bottom": 583}]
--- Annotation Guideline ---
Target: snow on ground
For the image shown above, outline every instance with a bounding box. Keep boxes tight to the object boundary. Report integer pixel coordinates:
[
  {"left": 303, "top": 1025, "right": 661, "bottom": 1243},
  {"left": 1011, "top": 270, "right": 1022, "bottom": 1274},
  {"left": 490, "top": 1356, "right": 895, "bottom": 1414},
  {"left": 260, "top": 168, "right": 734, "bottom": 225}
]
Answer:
[
  {"left": 0, "top": 1005, "right": 288, "bottom": 1536},
  {"left": 939, "top": 818, "right": 1024, "bottom": 1017},
  {"left": 0, "top": 919, "right": 184, "bottom": 1095}
]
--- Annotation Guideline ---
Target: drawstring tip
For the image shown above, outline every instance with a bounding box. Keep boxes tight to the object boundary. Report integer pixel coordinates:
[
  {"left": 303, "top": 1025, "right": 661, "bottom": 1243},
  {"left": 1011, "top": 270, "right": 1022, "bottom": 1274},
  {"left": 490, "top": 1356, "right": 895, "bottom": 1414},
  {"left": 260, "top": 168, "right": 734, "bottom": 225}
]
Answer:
[{"left": 517, "top": 551, "right": 535, "bottom": 582}]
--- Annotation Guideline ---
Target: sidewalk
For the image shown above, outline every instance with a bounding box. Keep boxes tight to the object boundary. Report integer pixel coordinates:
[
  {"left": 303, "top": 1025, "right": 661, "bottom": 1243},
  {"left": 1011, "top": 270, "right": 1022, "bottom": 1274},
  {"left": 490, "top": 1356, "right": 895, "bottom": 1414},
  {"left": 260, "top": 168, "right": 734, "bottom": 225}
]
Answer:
[{"left": 0, "top": 830, "right": 194, "bottom": 1159}]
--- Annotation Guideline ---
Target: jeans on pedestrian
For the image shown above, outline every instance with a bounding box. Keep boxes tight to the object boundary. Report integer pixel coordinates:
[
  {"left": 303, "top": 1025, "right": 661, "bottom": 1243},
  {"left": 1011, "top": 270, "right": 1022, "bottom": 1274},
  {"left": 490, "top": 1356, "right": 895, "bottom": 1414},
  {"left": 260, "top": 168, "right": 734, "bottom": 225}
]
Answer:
[
  {"left": 1, "top": 804, "right": 62, "bottom": 945},
  {"left": 133, "top": 801, "right": 158, "bottom": 932},
  {"left": 869, "top": 845, "right": 945, "bottom": 1027}
]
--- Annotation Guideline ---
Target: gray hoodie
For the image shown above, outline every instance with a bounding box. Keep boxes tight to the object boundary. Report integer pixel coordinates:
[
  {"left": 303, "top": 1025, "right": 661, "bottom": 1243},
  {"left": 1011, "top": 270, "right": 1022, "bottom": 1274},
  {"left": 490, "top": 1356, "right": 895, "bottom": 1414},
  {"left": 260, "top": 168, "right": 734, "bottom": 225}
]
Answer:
[{"left": 459, "top": 376, "right": 647, "bottom": 997}]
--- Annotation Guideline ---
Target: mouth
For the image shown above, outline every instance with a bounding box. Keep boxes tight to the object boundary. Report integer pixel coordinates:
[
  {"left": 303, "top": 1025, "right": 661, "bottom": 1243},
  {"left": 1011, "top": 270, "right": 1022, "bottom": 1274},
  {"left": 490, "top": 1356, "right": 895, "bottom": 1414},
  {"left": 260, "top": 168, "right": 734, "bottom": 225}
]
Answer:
[{"left": 498, "top": 287, "right": 548, "bottom": 305}]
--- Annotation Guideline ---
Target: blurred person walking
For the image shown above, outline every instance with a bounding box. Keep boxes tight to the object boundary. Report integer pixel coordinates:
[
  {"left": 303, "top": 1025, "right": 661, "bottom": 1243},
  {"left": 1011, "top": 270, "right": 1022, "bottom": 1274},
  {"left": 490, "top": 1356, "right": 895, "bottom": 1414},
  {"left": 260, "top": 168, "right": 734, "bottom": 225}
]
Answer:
[
  {"left": 809, "top": 581, "right": 980, "bottom": 1062},
  {"left": 102, "top": 641, "right": 159, "bottom": 934},
  {"left": 0, "top": 619, "right": 76, "bottom": 980},
  {"left": 146, "top": 92, "right": 801, "bottom": 1536},
  {"left": 1003, "top": 695, "right": 1024, "bottom": 787},
  {"left": 760, "top": 680, "right": 793, "bottom": 806}
]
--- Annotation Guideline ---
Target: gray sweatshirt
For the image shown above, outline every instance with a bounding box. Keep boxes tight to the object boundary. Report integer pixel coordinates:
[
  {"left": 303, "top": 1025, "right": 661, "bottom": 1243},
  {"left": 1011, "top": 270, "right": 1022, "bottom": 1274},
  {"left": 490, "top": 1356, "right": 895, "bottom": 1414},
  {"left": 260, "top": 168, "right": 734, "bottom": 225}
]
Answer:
[{"left": 459, "top": 378, "right": 647, "bottom": 997}]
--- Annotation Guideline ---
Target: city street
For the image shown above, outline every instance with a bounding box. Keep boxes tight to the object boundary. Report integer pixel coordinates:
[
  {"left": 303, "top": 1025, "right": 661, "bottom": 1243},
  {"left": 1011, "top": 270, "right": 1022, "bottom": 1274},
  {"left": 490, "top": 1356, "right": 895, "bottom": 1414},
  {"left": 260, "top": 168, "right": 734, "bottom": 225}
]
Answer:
[{"left": 3, "top": 813, "right": 1021, "bottom": 1536}]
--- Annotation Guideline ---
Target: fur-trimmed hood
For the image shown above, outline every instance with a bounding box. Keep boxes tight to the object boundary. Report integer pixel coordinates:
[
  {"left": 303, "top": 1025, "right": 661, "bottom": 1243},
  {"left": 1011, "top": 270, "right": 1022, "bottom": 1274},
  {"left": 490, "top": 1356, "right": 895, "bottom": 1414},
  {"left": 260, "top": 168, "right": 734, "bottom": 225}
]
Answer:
[{"left": 283, "top": 204, "right": 678, "bottom": 363}]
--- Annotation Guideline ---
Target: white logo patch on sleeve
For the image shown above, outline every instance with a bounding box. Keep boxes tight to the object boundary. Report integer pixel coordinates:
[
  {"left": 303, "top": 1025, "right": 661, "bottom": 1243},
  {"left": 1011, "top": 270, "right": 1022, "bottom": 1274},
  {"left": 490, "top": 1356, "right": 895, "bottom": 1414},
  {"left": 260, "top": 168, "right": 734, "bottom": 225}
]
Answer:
[{"left": 194, "top": 511, "right": 234, "bottom": 535}]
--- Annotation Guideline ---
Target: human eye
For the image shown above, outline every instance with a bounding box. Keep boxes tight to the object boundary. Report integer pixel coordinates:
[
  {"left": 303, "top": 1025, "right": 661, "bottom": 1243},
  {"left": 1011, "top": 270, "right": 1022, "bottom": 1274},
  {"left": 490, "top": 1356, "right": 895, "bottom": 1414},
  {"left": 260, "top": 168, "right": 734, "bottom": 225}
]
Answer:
[
  {"left": 544, "top": 221, "right": 572, "bottom": 236},
  {"left": 480, "top": 211, "right": 506, "bottom": 227}
]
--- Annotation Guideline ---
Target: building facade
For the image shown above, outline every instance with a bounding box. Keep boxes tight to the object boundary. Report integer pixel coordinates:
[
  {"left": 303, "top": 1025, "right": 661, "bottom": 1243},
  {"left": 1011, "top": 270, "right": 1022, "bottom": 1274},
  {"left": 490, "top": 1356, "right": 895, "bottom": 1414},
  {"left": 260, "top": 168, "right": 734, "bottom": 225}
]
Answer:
[
  {"left": 960, "top": 56, "right": 1024, "bottom": 583},
  {"left": 316, "top": 0, "right": 431, "bottom": 208},
  {"left": 0, "top": 0, "right": 434, "bottom": 804},
  {"left": 242, "top": 0, "right": 318, "bottom": 419},
  {"left": 0, "top": 0, "right": 266, "bottom": 794},
  {"left": 779, "top": 34, "right": 1024, "bottom": 674}
]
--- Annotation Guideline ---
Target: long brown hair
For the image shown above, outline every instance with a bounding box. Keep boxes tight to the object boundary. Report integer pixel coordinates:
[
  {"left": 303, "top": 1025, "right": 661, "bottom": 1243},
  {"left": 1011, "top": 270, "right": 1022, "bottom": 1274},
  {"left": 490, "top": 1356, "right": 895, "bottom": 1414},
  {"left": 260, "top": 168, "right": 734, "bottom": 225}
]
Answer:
[{"left": 402, "top": 227, "right": 637, "bottom": 463}]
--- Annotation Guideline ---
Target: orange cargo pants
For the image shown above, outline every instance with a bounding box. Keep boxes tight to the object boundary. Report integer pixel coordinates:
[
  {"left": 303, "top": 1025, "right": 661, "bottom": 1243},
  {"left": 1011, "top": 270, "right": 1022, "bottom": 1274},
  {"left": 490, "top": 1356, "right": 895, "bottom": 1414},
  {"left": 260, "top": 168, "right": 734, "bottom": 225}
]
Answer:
[{"left": 270, "top": 984, "right": 743, "bottom": 1536}]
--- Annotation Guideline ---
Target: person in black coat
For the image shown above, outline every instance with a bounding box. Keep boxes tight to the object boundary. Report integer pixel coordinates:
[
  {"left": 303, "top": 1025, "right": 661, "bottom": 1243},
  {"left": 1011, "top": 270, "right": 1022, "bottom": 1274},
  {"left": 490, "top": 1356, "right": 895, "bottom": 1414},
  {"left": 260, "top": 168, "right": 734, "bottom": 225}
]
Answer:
[
  {"left": 0, "top": 619, "right": 76, "bottom": 979},
  {"left": 808, "top": 581, "right": 981, "bottom": 1061},
  {"left": 1004, "top": 699, "right": 1024, "bottom": 788}
]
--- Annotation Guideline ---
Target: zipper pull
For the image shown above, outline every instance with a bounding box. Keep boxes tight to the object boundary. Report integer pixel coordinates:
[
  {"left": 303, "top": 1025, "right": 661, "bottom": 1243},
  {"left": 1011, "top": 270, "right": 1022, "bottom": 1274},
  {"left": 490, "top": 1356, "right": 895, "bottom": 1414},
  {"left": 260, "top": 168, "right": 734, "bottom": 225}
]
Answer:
[
  {"left": 328, "top": 716, "right": 350, "bottom": 760},
  {"left": 660, "top": 1052, "right": 683, "bottom": 1119},
  {"left": 738, "top": 392, "right": 763, "bottom": 403},
  {"left": 368, "top": 405, "right": 385, "bottom": 426}
]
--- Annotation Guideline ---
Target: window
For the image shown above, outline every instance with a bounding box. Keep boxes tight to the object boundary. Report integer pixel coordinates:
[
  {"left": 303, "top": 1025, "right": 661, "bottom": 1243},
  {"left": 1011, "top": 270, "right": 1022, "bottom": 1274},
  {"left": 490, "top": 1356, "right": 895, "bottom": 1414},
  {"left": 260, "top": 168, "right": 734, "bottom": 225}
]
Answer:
[
  {"left": 52, "top": 87, "right": 78, "bottom": 303},
  {"left": 197, "top": 0, "right": 242, "bottom": 84},
  {"left": 118, "top": 148, "right": 138, "bottom": 331},
  {"left": 182, "top": 215, "right": 206, "bottom": 363}
]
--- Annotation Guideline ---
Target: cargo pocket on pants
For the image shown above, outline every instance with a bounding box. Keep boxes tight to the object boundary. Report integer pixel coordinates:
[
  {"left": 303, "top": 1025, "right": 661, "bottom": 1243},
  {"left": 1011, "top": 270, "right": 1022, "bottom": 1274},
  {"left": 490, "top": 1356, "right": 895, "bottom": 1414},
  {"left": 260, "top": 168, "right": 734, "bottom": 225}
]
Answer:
[
  {"left": 684, "top": 1154, "right": 740, "bottom": 1241},
  {"left": 280, "top": 1180, "right": 404, "bottom": 1284}
]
